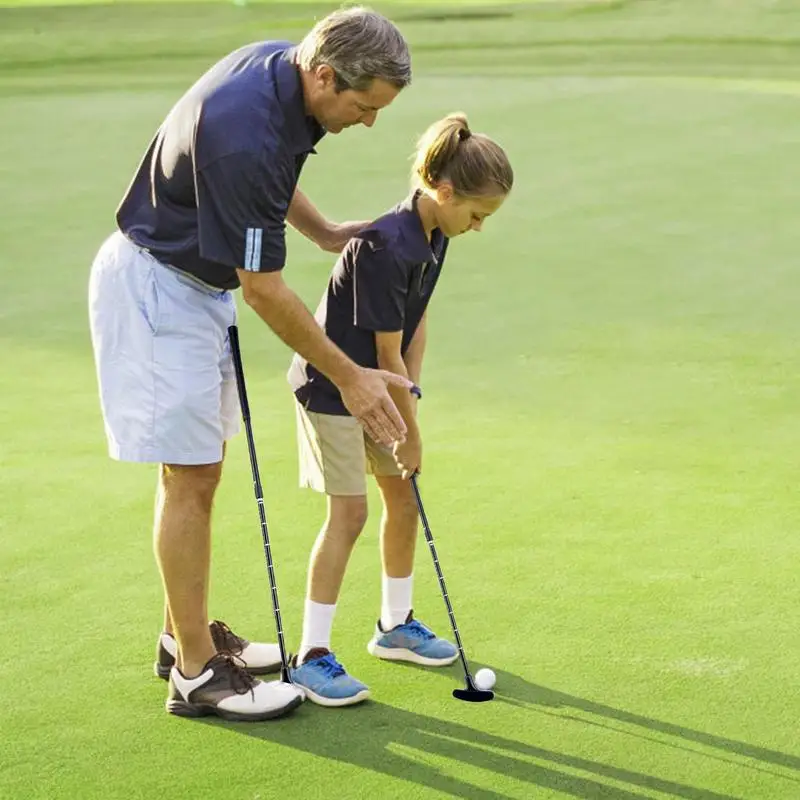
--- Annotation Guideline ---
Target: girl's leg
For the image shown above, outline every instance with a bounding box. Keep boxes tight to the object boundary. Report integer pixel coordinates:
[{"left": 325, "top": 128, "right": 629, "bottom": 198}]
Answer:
[
  {"left": 368, "top": 473, "right": 457, "bottom": 667},
  {"left": 375, "top": 475, "right": 419, "bottom": 630},
  {"left": 298, "top": 494, "right": 368, "bottom": 662}
]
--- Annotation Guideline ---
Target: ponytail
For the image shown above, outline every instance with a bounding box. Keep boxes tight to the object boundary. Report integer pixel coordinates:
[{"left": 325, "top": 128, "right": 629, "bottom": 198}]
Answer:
[{"left": 412, "top": 112, "right": 512, "bottom": 198}]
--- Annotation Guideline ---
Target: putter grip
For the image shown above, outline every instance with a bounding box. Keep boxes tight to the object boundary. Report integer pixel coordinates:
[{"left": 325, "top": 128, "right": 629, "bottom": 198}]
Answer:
[
  {"left": 410, "top": 385, "right": 422, "bottom": 399},
  {"left": 228, "top": 325, "right": 251, "bottom": 421}
]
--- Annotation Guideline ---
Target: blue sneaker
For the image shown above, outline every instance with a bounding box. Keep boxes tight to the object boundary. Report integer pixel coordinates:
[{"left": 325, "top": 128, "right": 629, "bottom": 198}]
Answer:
[
  {"left": 289, "top": 649, "right": 370, "bottom": 707},
  {"left": 367, "top": 612, "right": 458, "bottom": 666}
]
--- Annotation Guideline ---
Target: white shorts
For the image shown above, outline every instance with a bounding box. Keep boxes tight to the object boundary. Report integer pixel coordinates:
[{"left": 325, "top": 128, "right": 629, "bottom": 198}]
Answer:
[{"left": 88, "top": 231, "right": 240, "bottom": 465}]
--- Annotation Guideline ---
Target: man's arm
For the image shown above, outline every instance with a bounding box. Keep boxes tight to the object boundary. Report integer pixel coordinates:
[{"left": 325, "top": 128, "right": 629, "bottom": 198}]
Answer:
[
  {"left": 375, "top": 330, "right": 421, "bottom": 478},
  {"left": 238, "top": 269, "right": 410, "bottom": 446},
  {"left": 193, "top": 150, "right": 409, "bottom": 444},
  {"left": 287, "top": 188, "right": 370, "bottom": 254}
]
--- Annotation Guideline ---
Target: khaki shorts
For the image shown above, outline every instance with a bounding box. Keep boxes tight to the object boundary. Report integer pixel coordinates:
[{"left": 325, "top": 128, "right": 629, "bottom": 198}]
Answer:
[{"left": 295, "top": 402, "right": 400, "bottom": 495}]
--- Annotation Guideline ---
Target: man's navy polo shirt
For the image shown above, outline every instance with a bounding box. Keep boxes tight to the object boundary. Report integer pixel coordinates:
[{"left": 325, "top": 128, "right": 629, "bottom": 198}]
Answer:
[
  {"left": 289, "top": 191, "right": 449, "bottom": 416},
  {"left": 117, "top": 41, "right": 325, "bottom": 290}
]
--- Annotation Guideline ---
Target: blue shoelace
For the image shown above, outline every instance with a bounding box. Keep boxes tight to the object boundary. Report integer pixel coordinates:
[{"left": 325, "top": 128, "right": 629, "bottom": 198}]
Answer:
[
  {"left": 316, "top": 654, "right": 346, "bottom": 678},
  {"left": 402, "top": 620, "right": 435, "bottom": 641}
]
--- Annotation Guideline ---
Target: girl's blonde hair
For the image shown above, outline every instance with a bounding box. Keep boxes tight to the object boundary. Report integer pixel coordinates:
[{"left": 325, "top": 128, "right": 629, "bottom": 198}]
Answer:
[{"left": 413, "top": 113, "right": 513, "bottom": 198}]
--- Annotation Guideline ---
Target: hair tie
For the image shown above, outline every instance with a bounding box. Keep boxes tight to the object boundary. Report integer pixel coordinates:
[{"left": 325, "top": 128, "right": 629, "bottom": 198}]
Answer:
[{"left": 458, "top": 128, "right": 471, "bottom": 142}]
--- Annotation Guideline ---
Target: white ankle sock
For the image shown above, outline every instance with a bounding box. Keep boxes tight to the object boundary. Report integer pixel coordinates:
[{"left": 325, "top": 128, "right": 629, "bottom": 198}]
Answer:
[
  {"left": 298, "top": 599, "right": 337, "bottom": 662},
  {"left": 381, "top": 574, "right": 413, "bottom": 631}
]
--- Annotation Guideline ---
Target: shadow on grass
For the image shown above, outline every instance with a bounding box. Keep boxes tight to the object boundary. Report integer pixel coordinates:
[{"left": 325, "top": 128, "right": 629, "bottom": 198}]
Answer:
[
  {"left": 474, "top": 665, "right": 800, "bottom": 777},
  {"left": 200, "top": 670, "right": 758, "bottom": 800}
]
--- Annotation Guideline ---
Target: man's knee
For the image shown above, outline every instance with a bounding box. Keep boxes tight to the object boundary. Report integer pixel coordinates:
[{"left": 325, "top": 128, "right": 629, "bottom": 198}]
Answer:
[{"left": 160, "top": 462, "right": 223, "bottom": 508}]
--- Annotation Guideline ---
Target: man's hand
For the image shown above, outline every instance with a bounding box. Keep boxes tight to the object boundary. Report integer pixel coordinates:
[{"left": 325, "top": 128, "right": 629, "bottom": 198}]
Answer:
[
  {"left": 287, "top": 189, "right": 371, "bottom": 253},
  {"left": 338, "top": 366, "right": 415, "bottom": 447},
  {"left": 317, "top": 220, "right": 371, "bottom": 253},
  {"left": 237, "top": 269, "right": 416, "bottom": 449},
  {"left": 393, "top": 432, "right": 422, "bottom": 480}
]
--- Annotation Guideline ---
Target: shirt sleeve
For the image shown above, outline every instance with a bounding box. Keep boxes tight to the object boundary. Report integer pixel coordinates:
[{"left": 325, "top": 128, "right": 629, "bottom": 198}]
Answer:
[
  {"left": 194, "top": 151, "right": 292, "bottom": 272},
  {"left": 352, "top": 235, "right": 410, "bottom": 332}
]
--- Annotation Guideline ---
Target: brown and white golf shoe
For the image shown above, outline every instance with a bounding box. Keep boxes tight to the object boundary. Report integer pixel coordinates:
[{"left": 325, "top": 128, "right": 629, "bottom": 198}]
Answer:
[
  {"left": 166, "top": 654, "right": 303, "bottom": 721},
  {"left": 155, "top": 620, "right": 282, "bottom": 680}
]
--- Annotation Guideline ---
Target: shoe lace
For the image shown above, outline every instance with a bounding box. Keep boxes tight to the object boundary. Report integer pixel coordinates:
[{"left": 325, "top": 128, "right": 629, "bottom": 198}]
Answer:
[
  {"left": 221, "top": 655, "right": 258, "bottom": 697},
  {"left": 404, "top": 620, "right": 435, "bottom": 641},
  {"left": 210, "top": 620, "right": 245, "bottom": 656},
  {"left": 317, "top": 654, "right": 346, "bottom": 679}
]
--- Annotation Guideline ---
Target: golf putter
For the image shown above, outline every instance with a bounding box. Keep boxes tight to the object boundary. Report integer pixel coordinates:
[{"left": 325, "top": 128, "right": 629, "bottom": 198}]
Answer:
[
  {"left": 409, "top": 473, "right": 493, "bottom": 702},
  {"left": 228, "top": 324, "right": 293, "bottom": 684}
]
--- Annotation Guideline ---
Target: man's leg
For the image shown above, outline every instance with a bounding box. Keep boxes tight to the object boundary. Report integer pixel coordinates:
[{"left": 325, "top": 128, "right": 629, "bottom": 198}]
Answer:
[
  {"left": 90, "top": 236, "right": 300, "bottom": 718},
  {"left": 152, "top": 352, "right": 282, "bottom": 678},
  {"left": 155, "top": 461, "right": 222, "bottom": 677},
  {"left": 161, "top": 445, "right": 225, "bottom": 638}
]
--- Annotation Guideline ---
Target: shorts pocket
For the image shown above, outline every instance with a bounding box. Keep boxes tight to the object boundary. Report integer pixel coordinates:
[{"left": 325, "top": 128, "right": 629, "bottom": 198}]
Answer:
[{"left": 139, "top": 266, "right": 160, "bottom": 335}]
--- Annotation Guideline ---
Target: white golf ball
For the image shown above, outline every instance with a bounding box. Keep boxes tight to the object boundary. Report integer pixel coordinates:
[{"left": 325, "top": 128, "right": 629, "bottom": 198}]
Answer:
[{"left": 474, "top": 668, "right": 496, "bottom": 691}]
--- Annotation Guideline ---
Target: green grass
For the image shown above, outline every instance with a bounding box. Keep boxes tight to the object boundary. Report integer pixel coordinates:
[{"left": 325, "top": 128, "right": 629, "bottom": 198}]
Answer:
[{"left": 3, "top": 1, "right": 800, "bottom": 798}]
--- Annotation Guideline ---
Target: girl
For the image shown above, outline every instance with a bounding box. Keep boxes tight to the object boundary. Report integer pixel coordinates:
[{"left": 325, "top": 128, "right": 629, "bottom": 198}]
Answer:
[{"left": 287, "top": 112, "right": 513, "bottom": 705}]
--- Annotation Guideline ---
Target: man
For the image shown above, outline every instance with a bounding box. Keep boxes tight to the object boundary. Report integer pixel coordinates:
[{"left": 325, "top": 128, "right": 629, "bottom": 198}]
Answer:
[{"left": 88, "top": 6, "right": 414, "bottom": 722}]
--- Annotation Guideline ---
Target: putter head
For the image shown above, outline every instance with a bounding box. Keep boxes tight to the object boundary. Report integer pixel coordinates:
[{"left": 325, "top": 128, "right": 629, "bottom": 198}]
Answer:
[
  {"left": 453, "top": 687, "right": 494, "bottom": 702},
  {"left": 453, "top": 676, "right": 494, "bottom": 702}
]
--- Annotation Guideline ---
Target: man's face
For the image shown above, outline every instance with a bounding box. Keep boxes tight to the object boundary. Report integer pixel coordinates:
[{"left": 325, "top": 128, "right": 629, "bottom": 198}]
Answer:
[{"left": 310, "top": 67, "right": 401, "bottom": 133}]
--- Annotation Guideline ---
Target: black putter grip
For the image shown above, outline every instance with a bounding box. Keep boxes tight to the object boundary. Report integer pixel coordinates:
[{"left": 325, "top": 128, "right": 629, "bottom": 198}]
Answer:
[
  {"left": 410, "top": 384, "right": 422, "bottom": 399},
  {"left": 228, "top": 325, "right": 251, "bottom": 421}
]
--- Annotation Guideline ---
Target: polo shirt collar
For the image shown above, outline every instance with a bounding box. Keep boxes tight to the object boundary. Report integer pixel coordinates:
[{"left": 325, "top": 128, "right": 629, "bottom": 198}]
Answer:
[
  {"left": 275, "top": 47, "right": 326, "bottom": 155},
  {"left": 398, "top": 190, "right": 440, "bottom": 264}
]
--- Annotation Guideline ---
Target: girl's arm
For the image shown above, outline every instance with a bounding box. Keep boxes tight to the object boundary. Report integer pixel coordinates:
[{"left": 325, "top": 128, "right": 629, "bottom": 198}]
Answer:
[
  {"left": 376, "top": 330, "right": 422, "bottom": 477},
  {"left": 403, "top": 312, "right": 427, "bottom": 387},
  {"left": 375, "top": 331, "right": 420, "bottom": 440}
]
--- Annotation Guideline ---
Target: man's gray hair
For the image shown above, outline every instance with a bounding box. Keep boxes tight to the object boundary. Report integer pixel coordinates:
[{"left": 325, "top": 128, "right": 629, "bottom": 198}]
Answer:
[{"left": 297, "top": 6, "right": 412, "bottom": 92}]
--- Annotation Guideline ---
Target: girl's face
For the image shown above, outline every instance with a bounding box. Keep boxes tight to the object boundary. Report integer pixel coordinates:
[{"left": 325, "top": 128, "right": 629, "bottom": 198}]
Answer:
[{"left": 432, "top": 184, "right": 507, "bottom": 238}]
